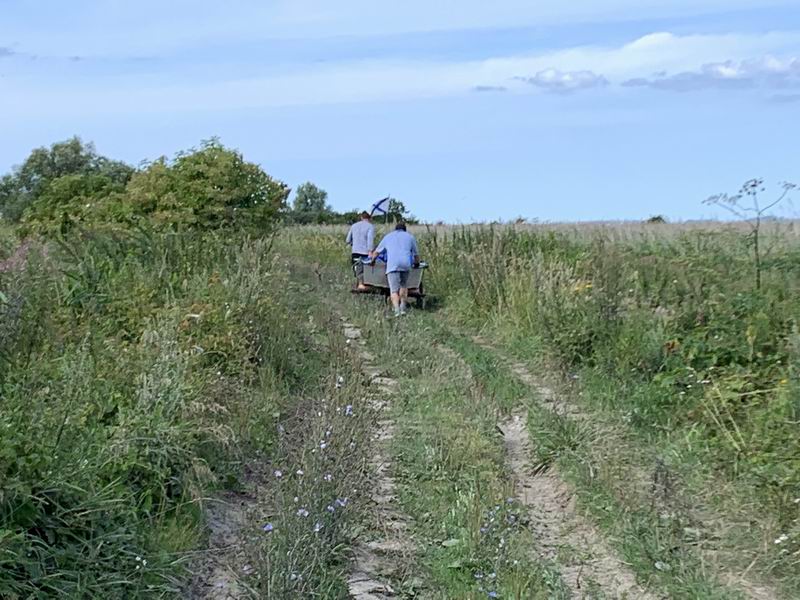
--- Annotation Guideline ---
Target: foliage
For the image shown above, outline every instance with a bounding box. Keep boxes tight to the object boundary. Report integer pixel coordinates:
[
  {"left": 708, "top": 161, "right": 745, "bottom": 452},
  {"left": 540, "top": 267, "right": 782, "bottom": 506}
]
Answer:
[
  {"left": 121, "top": 140, "right": 289, "bottom": 230},
  {"left": 4, "top": 138, "right": 289, "bottom": 233},
  {"left": 422, "top": 224, "right": 800, "bottom": 538},
  {"left": 292, "top": 181, "right": 330, "bottom": 213},
  {"left": 0, "top": 137, "right": 133, "bottom": 223}
]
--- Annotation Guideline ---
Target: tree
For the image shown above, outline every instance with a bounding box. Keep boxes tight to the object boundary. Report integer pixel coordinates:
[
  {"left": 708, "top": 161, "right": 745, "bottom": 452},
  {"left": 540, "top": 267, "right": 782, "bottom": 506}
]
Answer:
[
  {"left": 123, "top": 139, "right": 290, "bottom": 230},
  {"left": 0, "top": 137, "right": 133, "bottom": 222},
  {"left": 292, "top": 182, "right": 331, "bottom": 213},
  {"left": 384, "top": 198, "right": 418, "bottom": 224}
]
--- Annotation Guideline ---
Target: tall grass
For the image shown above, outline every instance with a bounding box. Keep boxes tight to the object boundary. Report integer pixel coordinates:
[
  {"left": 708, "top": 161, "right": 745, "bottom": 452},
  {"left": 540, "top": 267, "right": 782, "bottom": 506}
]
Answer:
[
  {"left": 0, "top": 227, "right": 321, "bottom": 597},
  {"left": 422, "top": 224, "right": 800, "bottom": 587}
]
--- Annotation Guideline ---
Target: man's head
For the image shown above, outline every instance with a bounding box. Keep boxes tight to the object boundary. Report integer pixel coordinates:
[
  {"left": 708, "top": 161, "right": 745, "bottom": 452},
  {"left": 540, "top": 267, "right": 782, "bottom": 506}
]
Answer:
[
  {"left": 395, "top": 221, "right": 407, "bottom": 231},
  {"left": 360, "top": 211, "right": 371, "bottom": 221}
]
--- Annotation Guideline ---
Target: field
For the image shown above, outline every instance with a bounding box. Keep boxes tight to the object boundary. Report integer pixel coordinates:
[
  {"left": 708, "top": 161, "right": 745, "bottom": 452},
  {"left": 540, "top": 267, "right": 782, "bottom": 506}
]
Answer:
[{"left": 1, "top": 218, "right": 799, "bottom": 599}]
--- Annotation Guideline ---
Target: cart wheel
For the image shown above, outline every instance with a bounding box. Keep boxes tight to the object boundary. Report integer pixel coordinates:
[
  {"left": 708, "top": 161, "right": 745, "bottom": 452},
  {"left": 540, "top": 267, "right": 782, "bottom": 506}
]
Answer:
[{"left": 418, "top": 296, "right": 426, "bottom": 310}]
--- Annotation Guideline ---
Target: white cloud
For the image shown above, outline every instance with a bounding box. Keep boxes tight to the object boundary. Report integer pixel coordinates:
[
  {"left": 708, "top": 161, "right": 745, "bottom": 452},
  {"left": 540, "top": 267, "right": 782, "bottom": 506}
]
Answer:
[
  {"left": 518, "top": 69, "right": 608, "bottom": 94},
  {"left": 623, "top": 55, "right": 800, "bottom": 91},
  {"left": 1, "top": 31, "right": 800, "bottom": 117}
]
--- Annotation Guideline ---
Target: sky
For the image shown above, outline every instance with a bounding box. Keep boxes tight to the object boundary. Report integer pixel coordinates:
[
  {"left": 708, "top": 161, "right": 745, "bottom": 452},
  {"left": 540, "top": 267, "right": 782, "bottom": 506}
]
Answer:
[{"left": 1, "top": 1, "right": 799, "bottom": 222}]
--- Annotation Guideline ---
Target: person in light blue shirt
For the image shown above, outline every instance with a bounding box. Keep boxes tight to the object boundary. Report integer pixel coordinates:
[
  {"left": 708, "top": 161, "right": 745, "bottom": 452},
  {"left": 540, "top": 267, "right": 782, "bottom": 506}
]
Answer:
[
  {"left": 371, "top": 221, "right": 419, "bottom": 316},
  {"left": 346, "top": 212, "right": 375, "bottom": 289}
]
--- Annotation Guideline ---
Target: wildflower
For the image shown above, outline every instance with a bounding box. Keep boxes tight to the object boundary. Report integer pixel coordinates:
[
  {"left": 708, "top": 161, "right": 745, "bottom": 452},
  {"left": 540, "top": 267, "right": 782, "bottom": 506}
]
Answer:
[
  {"left": 506, "top": 497, "right": 514, "bottom": 504},
  {"left": 326, "top": 505, "right": 336, "bottom": 513},
  {"left": 274, "top": 470, "right": 283, "bottom": 478},
  {"left": 488, "top": 592, "right": 498, "bottom": 598},
  {"left": 320, "top": 441, "right": 328, "bottom": 450},
  {"left": 293, "top": 496, "right": 299, "bottom": 503},
  {"left": 297, "top": 508, "right": 310, "bottom": 518},
  {"left": 488, "top": 572, "right": 496, "bottom": 580},
  {"left": 135, "top": 556, "right": 141, "bottom": 562},
  {"left": 474, "top": 573, "right": 484, "bottom": 580},
  {"left": 774, "top": 534, "right": 789, "bottom": 544},
  {"left": 296, "top": 469, "right": 304, "bottom": 476},
  {"left": 345, "top": 405, "right": 354, "bottom": 416},
  {"left": 262, "top": 523, "right": 274, "bottom": 532},
  {"left": 314, "top": 522, "right": 324, "bottom": 533},
  {"left": 349, "top": 441, "right": 356, "bottom": 449},
  {"left": 335, "top": 497, "right": 349, "bottom": 507},
  {"left": 794, "top": 498, "right": 800, "bottom": 504},
  {"left": 480, "top": 527, "right": 488, "bottom": 534},
  {"left": 324, "top": 473, "right": 333, "bottom": 482}
]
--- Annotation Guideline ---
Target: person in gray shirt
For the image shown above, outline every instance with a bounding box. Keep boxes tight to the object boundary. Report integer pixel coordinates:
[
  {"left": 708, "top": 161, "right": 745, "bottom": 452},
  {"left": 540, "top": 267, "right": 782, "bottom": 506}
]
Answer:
[
  {"left": 371, "top": 221, "right": 419, "bottom": 316},
  {"left": 346, "top": 212, "right": 375, "bottom": 289}
]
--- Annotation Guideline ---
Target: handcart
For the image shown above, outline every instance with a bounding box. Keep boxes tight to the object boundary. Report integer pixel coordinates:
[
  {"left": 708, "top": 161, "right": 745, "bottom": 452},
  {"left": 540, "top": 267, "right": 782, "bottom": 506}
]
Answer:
[{"left": 351, "top": 257, "right": 429, "bottom": 309}]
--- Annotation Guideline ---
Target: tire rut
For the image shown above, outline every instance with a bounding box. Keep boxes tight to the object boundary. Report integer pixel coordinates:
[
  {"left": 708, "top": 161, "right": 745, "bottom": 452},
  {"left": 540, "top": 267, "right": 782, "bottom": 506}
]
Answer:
[
  {"left": 501, "top": 412, "right": 656, "bottom": 600},
  {"left": 342, "top": 320, "right": 414, "bottom": 599},
  {"left": 473, "top": 336, "right": 780, "bottom": 600},
  {"left": 439, "top": 342, "right": 654, "bottom": 599},
  {"left": 187, "top": 486, "right": 260, "bottom": 599}
]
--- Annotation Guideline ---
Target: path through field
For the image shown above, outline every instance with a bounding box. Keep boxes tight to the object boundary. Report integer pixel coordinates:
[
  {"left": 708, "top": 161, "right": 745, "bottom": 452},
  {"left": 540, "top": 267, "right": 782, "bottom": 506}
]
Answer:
[{"left": 185, "top": 256, "right": 785, "bottom": 599}]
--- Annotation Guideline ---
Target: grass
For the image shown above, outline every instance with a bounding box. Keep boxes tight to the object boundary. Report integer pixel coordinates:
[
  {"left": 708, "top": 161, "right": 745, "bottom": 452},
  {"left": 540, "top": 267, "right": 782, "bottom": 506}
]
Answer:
[
  {"left": 422, "top": 225, "right": 800, "bottom": 596},
  {"left": 284, "top": 223, "right": 800, "bottom": 598},
  {"left": 441, "top": 335, "right": 742, "bottom": 598},
  {"left": 0, "top": 228, "right": 343, "bottom": 597},
  {"left": 4, "top": 219, "right": 800, "bottom": 598},
  {"left": 339, "top": 300, "right": 570, "bottom": 599}
]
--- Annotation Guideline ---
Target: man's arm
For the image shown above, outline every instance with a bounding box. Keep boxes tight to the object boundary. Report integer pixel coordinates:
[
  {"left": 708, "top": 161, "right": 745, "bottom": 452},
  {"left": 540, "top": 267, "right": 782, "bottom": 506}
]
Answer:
[
  {"left": 345, "top": 226, "right": 353, "bottom": 245},
  {"left": 370, "top": 237, "right": 386, "bottom": 261},
  {"left": 411, "top": 236, "right": 420, "bottom": 267}
]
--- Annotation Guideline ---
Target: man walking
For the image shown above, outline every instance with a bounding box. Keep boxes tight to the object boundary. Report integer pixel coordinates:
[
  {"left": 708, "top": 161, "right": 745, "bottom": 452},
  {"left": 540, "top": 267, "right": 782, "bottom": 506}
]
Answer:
[
  {"left": 346, "top": 212, "right": 375, "bottom": 289},
  {"left": 371, "top": 222, "right": 419, "bottom": 316}
]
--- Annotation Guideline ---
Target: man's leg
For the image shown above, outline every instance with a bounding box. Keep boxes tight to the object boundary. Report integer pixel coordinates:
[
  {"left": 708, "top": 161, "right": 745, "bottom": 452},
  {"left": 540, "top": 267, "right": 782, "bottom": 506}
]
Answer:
[
  {"left": 353, "top": 254, "right": 368, "bottom": 289},
  {"left": 398, "top": 271, "right": 410, "bottom": 314},
  {"left": 387, "top": 272, "right": 402, "bottom": 316}
]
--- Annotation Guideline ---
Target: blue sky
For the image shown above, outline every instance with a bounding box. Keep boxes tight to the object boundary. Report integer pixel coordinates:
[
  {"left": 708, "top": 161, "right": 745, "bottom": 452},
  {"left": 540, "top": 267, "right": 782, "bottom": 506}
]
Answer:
[{"left": 1, "top": 1, "right": 799, "bottom": 222}]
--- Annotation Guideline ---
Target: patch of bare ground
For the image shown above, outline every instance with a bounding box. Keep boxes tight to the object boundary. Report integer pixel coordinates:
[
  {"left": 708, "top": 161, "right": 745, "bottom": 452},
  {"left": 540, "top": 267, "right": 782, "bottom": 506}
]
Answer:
[
  {"left": 474, "top": 337, "right": 781, "bottom": 600},
  {"left": 342, "top": 320, "right": 414, "bottom": 599},
  {"left": 186, "top": 485, "right": 260, "bottom": 599},
  {"left": 443, "top": 341, "right": 652, "bottom": 598},
  {"left": 501, "top": 412, "right": 656, "bottom": 600}
]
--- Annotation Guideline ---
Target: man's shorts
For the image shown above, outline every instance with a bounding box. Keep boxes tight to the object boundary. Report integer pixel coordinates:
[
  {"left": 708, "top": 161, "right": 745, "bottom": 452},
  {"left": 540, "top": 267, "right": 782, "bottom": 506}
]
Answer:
[{"left": 386, "top": 270, "right": 410, "bottom": 294}]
